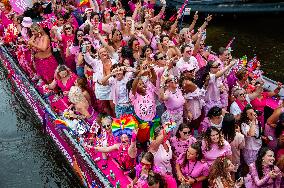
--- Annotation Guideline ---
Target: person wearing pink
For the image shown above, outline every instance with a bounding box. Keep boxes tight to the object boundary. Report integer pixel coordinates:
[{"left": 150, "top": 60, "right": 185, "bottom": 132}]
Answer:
[
  {"left": 201, "top": 126, "right": 232, "bottom": 166},
  {"left": 54, "top": 23, "right": 76, "bottom": 72},
  {"left": 48, "top": 65, "right": 77, "bottom": 108},
  {"left": 147, "top": 171, "right": 177, "bottom": 188},
  {"left": 130, "top": 64, "right": 157, "bottom": 122},
  {"left": 128, "top": 152, "right": 160, "bottom": 188},
  {"left": 68, "top": 86, "right": 98, "bottom": 126},
  {"left": 240, "top": 106, "right": 262, "bottom": 165},
  {"left": 170, "top": 124, "right": 196, "bottom": 162},
  {"left": 250, "top": 82, "right": 282, "bottom": 126},
  {"left": 160, "top": 75, "right": 185, "bottom": 135},
  {"left": 221, "top": 113, "right": 245, "bottom": 174},
  {"left": 265, "top": 104, "right": 284, "bottom": 150},
  {"left": 28, "top": 23, "right": 58, "bottom": 84},
  {"left": 0, "top": 1, "right": 12, "bottom": 27},
  {"left": 176, "top": 143, "right": 209, "bottom": 188},
  {"left": 246, "top": 147, "right": 281, "bottom": 188},
  {"left": 200, "top": 106, "right": 224, "bottom": 133},
  {"left": 203, "top": 60, "right": 236, "bottom": 115}
]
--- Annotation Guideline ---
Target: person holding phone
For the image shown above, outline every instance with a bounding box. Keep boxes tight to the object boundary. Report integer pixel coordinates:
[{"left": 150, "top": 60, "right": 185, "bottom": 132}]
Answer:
[{"left": 247, "top": 147, "right": 281, "bottom": 188}]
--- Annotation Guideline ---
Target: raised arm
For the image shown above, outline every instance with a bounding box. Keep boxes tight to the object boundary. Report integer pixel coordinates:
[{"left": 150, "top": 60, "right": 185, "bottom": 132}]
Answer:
[
  {"left": 95, "top": 143, "right": 119, "bottom": 153},
  {"left": 28, "top": 35, "right": 50, "bottom": 52},
  {"left": 150, "top": 0, "right": 166, "bottom": 23},
  {"left": 128, "top": 130, "right": 138, "bottom": 158},
  {"left": 89, "top": 0, "right": 99, "bottom": 13},
  {"left": 148, "top": 129, "right": 166, "bottom": 153},
  {"left": 215, "top": 59, "right": 236, "bottom": 78}
]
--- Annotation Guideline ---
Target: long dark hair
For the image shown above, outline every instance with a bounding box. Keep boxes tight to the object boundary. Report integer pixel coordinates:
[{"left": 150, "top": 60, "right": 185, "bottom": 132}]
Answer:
[
  {"left": 73, "top": 29, "right": 84, "bottom": 47},
  {"left": 181, "top": 142, "right": 203, "bottom": 167},
  {"left": 176, "top": 123, "right": 190, "bottom": 138},
  {"left": 195, "top": 60, "right": 214, "bottom": 88},
  {"left": 221, "top": 113, "right": 236, "bottom": 143},
  {"left": 240, "top": 105, "right": 262, "bottom": 139},
  {"left": 203, "top": 126, "right": 224, "bottom": 151},
  {"left": 255, "top": 147, "right": 274, "bottom": 179},
  {"left": 147, "top": 171, "right": 166, "bottom": 188}
]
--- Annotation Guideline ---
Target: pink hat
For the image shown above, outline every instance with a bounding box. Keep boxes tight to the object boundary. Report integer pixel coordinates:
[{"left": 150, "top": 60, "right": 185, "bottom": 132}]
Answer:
[
  {"left": 179, "top": 63, "right": 196, "bottom": 73},
  {"left": 22, "top": 17, "right": 33, "bottom": 28}
]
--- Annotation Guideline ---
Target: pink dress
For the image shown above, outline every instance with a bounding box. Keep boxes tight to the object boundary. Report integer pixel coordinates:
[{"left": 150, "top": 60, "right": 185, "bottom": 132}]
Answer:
[
  {"left": 56, "top": 73, "right": 77, "bottom": 105},
  {"left": 170, "top": 136, "right": 196, "bottom": 160},
  {"left": 246, "top": 163, "right": 281, "bottom": 188},
  {"left": 0, "top": 11, "right": 12, "bottom": 27},
  {"left": 116, "top": 143, "right": 135, "bottom": 170},
  {"left": 129, "top": 81, "right": 157, "bottom": 121},
  {"left": 201, "top": 140, "right": 232, "bottom": 166},
  {"left": 177, "top": 154, "right": 209, "bottom": 188}
]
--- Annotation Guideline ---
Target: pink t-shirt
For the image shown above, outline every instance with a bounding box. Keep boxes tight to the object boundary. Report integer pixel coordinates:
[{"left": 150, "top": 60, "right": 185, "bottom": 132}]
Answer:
[
  {"left": 170, "top": 136, "right": 196, "bottom": 158},
  {"left": 201, "top": 140, "right": 232, "bottom": 166},
  {"left": 129, "top": 81, "right": 157, "bottom": 121},
  {"left": 177, "top": 155, "right": 209, "bottom": 188},
  {"left": 61, "top": 34, "right": 75, "bottom": 55},
  {"left": 164, "top": 88, "right": 185, "bottom": 112}
]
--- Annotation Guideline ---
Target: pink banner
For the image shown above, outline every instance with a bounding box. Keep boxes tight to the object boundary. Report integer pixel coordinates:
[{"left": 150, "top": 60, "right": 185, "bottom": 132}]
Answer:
[{"left": 10, "top": 0, "right": 33, "bottom": 14}]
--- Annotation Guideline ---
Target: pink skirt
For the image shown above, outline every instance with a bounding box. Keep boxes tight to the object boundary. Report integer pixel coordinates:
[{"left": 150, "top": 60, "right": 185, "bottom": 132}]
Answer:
[{"left": 34, "top": 55, "right": 58, "bottom": 83}]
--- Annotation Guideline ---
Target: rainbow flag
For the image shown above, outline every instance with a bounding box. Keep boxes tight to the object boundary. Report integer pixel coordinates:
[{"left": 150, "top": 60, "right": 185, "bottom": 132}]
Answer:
[
  {"left": 79, "top": 0, "right": 89, "bottom": 7},
  {"left": 111, "top": 114, "right": 138, "bottom": 137}
]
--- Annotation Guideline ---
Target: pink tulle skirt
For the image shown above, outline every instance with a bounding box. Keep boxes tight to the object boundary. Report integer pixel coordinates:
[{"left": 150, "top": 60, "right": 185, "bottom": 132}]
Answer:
[{"left": 34, "top": 55, "right": 58, "bottom": 83}]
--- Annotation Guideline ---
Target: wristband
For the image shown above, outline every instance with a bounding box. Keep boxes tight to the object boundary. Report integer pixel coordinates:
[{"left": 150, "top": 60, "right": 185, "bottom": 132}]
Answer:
[{"left": 131, "top": 132, "right": 137, "bottom": 142}]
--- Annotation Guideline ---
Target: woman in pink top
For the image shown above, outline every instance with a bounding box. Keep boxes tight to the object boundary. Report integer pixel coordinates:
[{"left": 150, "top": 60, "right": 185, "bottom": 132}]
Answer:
[
  {"left": 176, "top": 143, "right": 209, "bottom": 188},
  {"left": 201, "top": 126, "right": 232, "bottom": 166},
  {"left": 250, "top": 82, "right": 282, "bottom": 127},
  {"left": 147, "top": 171, "right": 177, "bottom": 188},
  {"left": 266, "top": 104, "right": 284, "bottom": 150},
  {"left": 0, "top": 1, "right": 12, "bottom": 27},
  {"left": 221, "top": 113, "right": 245, "bottom": 175},
  {"left": 201, "top": 60, "right": 236, "bottom": 115},
  {"left": 247, "top": 147, "right": 281, "bottom": 188},
  {"left": 48, "top": 65, "right": 77, "bottom": 106},
  {"left": 55, "top": 23, "right": 76, "bottom": 72},
  {"left": 170, "top": 123, "right": 196, "bottom": 162},
  {"left": 200, "top": 106, "right": 224, "bottom": 133},
  {"left": 160, "top": 75, "right": 185, "bottom": 135}
]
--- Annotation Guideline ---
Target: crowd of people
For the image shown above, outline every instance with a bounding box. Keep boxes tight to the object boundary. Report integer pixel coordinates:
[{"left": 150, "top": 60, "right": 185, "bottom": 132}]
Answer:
[{"left": 1, "top": 0, "right": 284, "bottom": 187}]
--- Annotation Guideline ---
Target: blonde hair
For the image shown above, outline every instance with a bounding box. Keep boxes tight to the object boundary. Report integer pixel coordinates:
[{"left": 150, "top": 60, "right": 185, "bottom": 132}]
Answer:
[
  {"left": 68, "top": 86, "right": 87, "bottom": 104},
  {"left": 30, "top": 23, "right": 44, "bottom": 35}
]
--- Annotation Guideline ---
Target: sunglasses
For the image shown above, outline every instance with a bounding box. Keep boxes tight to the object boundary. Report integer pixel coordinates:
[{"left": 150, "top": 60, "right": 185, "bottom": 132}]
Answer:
[
  {"left": 65, "top": 27, "right": 72, "bottom": 30},
  {"left": 102, "top": 124, "right": 111, "bottom": 129},
  {"left": 157, "top": 55, "right": 165, "bottom": 60},
  {"left": 183, "top": 131, "right": 190, "bottom": 135},
  {"left": 136, "top": 27, "right": 142, "bottom": 30},
  {"left": 77, "top": 33, "right": 83, "bottom": 37},
  {"left": 141, "top": 161, "right": 152, "bottom": 169},
  {"left": 239, "top": 93, "right": 245, "bottom": 97}
]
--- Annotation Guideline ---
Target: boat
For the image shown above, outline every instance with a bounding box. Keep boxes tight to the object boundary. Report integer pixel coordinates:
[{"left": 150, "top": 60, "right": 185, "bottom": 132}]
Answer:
[
  {"left": 0, "top": 45, "right": 131, "bottom": 187},
  {"left": 0, "top": 44, "right": 283, "bottom": 188},
  {"left": 171, "top": 0, "right": 284, "bottom": 14}
]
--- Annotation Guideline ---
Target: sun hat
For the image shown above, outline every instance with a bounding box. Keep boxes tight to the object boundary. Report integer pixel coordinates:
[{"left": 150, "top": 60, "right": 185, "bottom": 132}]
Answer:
[{"left": 22, "top": 17, "right": 33, "bottom": 28}]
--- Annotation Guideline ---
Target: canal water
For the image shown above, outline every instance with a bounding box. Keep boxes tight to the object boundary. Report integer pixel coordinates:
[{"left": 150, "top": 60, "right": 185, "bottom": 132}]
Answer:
[
  {"left": 0, "top": 67, "right": 82, "bottom": 187},
  {"left": 0, "top": 13, "right": 283, "bottom": 188}
]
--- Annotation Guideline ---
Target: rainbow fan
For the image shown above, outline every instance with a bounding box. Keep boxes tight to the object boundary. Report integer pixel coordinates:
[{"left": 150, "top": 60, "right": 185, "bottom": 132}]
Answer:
[
  {"left": 79, "top": 0, "right": 89, "bottom": 7},
  {"left": 111, "top": 114, "right": 138, "bottom": 137}
]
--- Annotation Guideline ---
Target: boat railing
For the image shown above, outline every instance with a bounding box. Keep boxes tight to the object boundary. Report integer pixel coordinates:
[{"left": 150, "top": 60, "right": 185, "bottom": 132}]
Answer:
[{"left": 0, "top": 45, "right": 113, "bottom": 188}]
